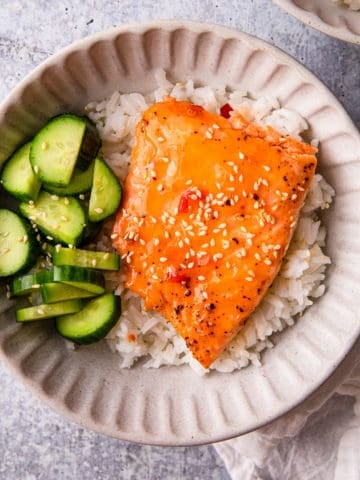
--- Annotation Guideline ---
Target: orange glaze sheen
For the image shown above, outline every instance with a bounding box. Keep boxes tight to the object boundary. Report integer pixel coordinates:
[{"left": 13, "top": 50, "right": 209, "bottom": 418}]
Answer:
[{"left": 112, "top": 98, "right": 317, "bottom": 369}]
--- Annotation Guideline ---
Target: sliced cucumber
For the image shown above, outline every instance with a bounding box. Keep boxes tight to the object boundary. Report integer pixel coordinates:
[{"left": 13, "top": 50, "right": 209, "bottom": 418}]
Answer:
[
  {"left": 52, "top": 247, "right": 120, "bottom": 271},
  {"left": 19, "top": 191, "right": 86, "bottom": 246},
  {"left": 56, "top": 293, "right": 121, "bottom": 344},
  {"left": 0, "top": 209, "right": 39, "bottom": 278},
  {"left": 16, "top": 299, "right": 84, "bottom": 322},
  {"left": 30, "top": 114, "right": 100, "bottom": 186},
  {"left": 41, "top": 282, "right": 96, "bottom": 303},
  {"left": 42, "top": 162, "right": 94, "bottom": 196},
  {"left": 1, "top": 142, "right": 42, "bottom": 202},
  {"left": 88, "top": 157, "right": 122, "bottom": 222},
  {"left": 53, "top": 265, "right": 105, "bottom": 294},
  {"left": 10, "top": 270, "right": 53, "bottom": 296}
]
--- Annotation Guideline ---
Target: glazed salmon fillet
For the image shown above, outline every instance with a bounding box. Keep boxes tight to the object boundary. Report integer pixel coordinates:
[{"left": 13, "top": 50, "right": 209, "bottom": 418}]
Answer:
[{"left": 112, "top": 98, "right": 317, "bottom": 368}]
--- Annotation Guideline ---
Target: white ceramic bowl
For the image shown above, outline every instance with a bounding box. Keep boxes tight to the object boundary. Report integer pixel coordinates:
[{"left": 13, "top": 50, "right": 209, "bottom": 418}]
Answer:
[
  {"left": 273, "top": 0, "right": 360, "bottom": 43},
  {"left": 1, "top": 21, "right": 360, "bottom": 446}
]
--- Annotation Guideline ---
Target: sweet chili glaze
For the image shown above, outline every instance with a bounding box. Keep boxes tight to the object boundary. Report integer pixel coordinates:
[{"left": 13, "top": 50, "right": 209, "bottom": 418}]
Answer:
[{"left": 112, "top": 98, "right": 317, "bottom": 369}]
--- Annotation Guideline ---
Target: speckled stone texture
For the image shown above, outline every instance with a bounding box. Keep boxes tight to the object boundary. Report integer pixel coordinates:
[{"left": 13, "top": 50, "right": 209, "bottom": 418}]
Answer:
[{"left": 0, "top": 1, "right": 359, "bottom": 479}]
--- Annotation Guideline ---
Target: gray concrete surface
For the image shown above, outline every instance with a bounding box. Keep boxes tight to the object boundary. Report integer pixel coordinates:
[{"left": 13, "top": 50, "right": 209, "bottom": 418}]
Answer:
[{"left": 0, "top": 1, "right": 359, "bottom": 479}]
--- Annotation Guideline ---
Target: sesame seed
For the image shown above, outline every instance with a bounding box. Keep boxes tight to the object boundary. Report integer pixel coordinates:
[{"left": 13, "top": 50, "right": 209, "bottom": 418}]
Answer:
[
  {"left": 159, "top": 257, "right": 168, "bottom": 263},
  {"left": 201, "top": 291, "right": 208, "bottom": 299},
  {"left": 61, "top": 215, "right": 68, "bottom": 221},
  {"left": 255, "top": 253, "right": 261, "bottom": 261},
  {"left": 227, "top": 187, "right": 235, "bottom": 192},
  {"left": 51, "top": 195, "right": 59, "bottom": 201},
  {"left": 185, "top": 179, "right": 193, "bottom": 186},
  {"left": 34, "top": 165, "right": 40, "bottom": 174},
  {"left": 263, "top": 165, "right": 271, "bottom": 172},
  {"left": 216, "top": 182, "right": 222, "bottom": 190},
  {"left": 218, "top": 223, "right": 226, "bottom": 229},
  {"left": 157, "top": 136, "right": 165, "bottom": 143},
  {"left": 91, "top": 259, "right": 97, "bottom": 267},
  {"left": 262, "top": 179, "right": 269, "bottom": 187},
  {"left": 229, "top": 174, "right": 235, "bottom": 182},
  {"left": 111, "top": 233, "right": 118, "bottom": 239},
  {"left": 264, "top": 259, "right": 272, "bottom": 265},
  {"left": 164, "top": 231, "right": 170, "bottom": 239},
  {"left": 157, "top": 183, "right": 163, "bottom": 192},
  {"left": 46, "top": 236, "right": 53, "bottom": 241},
  {"left": 291, "top": 194, "right": 298, "bottom": 200},
  {"left": 161, "top": 157, "right": 169, "bottom": 163},
  {"left": 37, "top": 308, "right": 45, "bottom": 315},
  {"left": 154, "top": 238, "right": 160, "bottom": 246},
  {"left": 245, "top": 277, "right": 253, "bottom": 282},
  {"left": 187, "top": 262, "right": 195, "bottom": 269},
  {"left": 205, "top": 129, "right": 213, "bottom": 139},
  {"left": 79, "top": 194, "right": 85, "bottom": 200},
  {"left": 139, "top": 239, "right": 146, "bottom": 246},
  {"left": 55, "top": 244, "right": 62, "bottom": 252},
  {"left": 184, "top": 238, "right": 190, "bottom": 245},
  {"left": 210, "top": 239, "right": 216, "bottom": 247},
  {"left": 212, "top": 123, "right": 220, "bottom": 129},
  {"left": 213, "top": 253, "right": 223, "bottom": 261},
  {"left": 103, "top": 252, "right": 110, "bottom": 259},
  {"left": 198, "top": 275, "right": 206, "bottom": 281},
  {"left": 298, "top": 186, "right": 305, "bottom": 192},
  {"left": 64, "top": 198, "right": 70, "bottom": 205},
  {"left": 239, "top": 152, "right": 245, "bottom": 160},
  {"left": 152, "top": 274, "right": 159, "bottom": 280}
]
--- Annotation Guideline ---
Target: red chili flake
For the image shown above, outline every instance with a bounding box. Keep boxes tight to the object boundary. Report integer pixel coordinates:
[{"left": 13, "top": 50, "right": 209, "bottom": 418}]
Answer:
[
  {"left": 127, "top": 333, "right": 137, "bottom": 343},
  {"left": 178, "top": 189, "right": 208, "bottom": 213},
  {"left": 166, "top": 267, "right": 189, "bottom": 284},
  {"left": 220, "top": 103, "right": 233, "bottom": 119}
]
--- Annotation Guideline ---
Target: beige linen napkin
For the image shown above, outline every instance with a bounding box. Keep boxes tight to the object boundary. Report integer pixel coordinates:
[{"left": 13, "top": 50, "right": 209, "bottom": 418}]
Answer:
[{"left": 215, "top": 346, "right": 360, "bottom": 480}]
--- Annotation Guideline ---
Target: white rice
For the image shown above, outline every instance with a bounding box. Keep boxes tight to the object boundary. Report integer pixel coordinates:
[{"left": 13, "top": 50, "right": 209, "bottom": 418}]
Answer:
[
  {"left": 332, "top": 0, "right": 360, "bottom": 10},
  {"left": 86, "top": 70, "right": 335, "bottom": 375}
]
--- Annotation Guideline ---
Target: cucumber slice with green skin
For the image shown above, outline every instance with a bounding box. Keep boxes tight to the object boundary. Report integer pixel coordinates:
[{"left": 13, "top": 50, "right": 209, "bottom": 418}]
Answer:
[
  {"left": 16, "top": 299, "right": 84, "bottom": 322},
  {"left": 42, "top": 162, "right": 94, "bottom": 196},
  {"left": 10, "top": 270, "right": 53, "bottom": 296},
  {"left": 88, "top": 157, "right": 122, "bottom": 222},
  {"left": 30, "top": 114, "right": 100, "bottom": 186},
  {"left": 1, "top": 142, "right": 42, "bottom": 202},
  {"left": 56, "top": 293, "right": 121, "bottom": 344},
  {"left": 41, "top": 282, "right": 97, "bottom": 303},
  {"left": 53, "top": 247, "right": 120, "bottom": 271},
  {"left": 19, "top": 191, "right": 86, "bottom": 246},
  {"left": 0, "top": 209, "right": 39, "bottom": 278},
  {"left": 53, "top": 265, "right": 105, "bottom": 294}
]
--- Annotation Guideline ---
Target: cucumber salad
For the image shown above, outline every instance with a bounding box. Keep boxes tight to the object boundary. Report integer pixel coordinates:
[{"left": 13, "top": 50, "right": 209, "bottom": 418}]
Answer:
[{"left": 0, "top": 114, "right": 122, "bottom": 344}]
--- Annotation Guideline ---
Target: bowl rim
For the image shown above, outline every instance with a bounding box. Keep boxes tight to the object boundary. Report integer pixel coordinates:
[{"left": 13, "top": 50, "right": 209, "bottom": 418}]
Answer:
[
  {"left": 0, "top": 19, "right": 360, "bottom": 446},
  {"left": 273, "top": 0, "right": 360, "bottom": 44}
]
